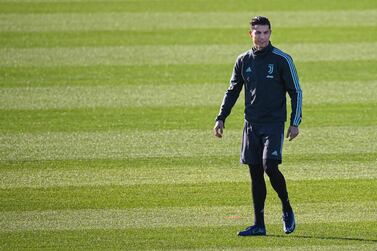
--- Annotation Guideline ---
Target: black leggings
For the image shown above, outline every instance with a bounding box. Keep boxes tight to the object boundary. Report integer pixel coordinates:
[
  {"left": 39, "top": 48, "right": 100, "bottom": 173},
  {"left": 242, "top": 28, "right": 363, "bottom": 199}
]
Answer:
[{"left": 249, "top": 159, "right": 291, "bottom": 226}]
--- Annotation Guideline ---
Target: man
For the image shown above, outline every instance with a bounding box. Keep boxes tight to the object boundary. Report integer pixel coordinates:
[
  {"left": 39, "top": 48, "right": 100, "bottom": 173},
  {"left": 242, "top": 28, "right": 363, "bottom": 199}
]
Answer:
[{"left": 213, "top": 16, "right": 302, "bottom": 236}]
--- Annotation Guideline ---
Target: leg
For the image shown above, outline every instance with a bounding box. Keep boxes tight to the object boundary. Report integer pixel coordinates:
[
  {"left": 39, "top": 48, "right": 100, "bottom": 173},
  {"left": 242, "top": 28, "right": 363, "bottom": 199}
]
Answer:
[
  {"left": 263, "top": 159, "right": 292, "bottom": 212},
  {"left": 238, "top": 165, "right": 268, "bottom": 236},
  {"left": 238, "top": 122, "right": 267, "bottom": 236},
  {"left": 249, "top": 164, "right": 266, "bottom": 227},
  {"left": 263, "top": 159, "right": 295, "bottom": 234},
  {"left": 260, "top": 123, "right": 296, "bottom": 234},
  {"left": 260, "top": 123, "right": 291, "bottom": 212}
]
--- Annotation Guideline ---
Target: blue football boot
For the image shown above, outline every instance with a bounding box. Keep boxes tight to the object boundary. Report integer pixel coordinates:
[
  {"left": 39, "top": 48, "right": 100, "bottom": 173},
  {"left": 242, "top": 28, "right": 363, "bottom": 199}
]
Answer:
[
  {"left": 282, "top": 209, "right": 295, "bottom": 234},
  {"left": 237, "top": 225, "right": 266, "bottom": 236}
]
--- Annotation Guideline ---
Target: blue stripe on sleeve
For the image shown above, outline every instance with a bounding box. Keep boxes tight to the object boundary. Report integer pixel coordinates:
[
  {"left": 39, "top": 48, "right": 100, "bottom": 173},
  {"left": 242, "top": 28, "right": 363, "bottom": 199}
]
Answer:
[{"left": 272, "top": 48, "right": 302, "bottom": 126}]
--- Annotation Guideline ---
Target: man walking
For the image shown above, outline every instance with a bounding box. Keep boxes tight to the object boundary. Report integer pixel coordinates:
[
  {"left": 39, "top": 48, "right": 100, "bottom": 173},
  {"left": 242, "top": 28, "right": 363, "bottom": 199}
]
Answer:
[{"left": 213, "top": 16, "right": 302, "bottom": 236}]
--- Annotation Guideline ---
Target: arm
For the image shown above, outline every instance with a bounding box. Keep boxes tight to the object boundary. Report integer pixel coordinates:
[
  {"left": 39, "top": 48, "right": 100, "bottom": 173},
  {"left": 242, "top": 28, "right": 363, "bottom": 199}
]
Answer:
[
  {"left": 214, "top": 56, "right": 244, "bottom": 138},
  {"left": 281, "top": 54, "right": 302, "bottom": 140}
]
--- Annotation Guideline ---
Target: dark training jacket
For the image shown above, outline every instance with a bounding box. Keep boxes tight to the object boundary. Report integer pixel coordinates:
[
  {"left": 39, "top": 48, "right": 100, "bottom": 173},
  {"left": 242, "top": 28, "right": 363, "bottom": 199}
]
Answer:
[{"left": 216, "top": 42, "right": 302, "bottom": 127}]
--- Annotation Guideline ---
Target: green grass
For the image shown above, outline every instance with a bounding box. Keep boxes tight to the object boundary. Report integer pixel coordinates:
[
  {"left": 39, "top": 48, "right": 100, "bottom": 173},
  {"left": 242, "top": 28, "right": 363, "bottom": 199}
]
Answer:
[
  {"left": 1, "top": 179, "right": 376, "bottom": 211},
  {"left": 2, "top": 43, "right": 377, "bottom": 67},
  {"left": 1, "top": 103, "right": 377, "bottom": 133},
  {"left": 1, "top": 60, "right": 376, "bottom": 88},
  {"left": 1, "top": 0, "right": 376, "bottom": 13},
  {"left": 0, "top": 0, "right": 377, "bottom": 250},
  {"left": 1, "top": 223, "right": 375, "bottom": 250},
  {"left": 2, "top": 27, "right": 377, "bottom": 48}
]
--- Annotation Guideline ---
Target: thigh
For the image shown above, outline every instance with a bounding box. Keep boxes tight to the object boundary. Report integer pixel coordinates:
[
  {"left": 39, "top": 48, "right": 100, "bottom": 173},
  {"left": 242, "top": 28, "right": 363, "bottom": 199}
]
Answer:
[
  {"left": 241, "top": 121, "right": 263, "bottom": 165},
  {"left": 261, "top": 123, "right": 285, "bottom": 163}
]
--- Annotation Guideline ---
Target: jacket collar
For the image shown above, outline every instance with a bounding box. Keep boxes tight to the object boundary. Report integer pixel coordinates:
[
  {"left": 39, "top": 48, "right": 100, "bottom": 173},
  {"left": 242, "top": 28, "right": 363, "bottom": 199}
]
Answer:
[{"left": 251, "top": 42, "right": 272, "bottom": 58}]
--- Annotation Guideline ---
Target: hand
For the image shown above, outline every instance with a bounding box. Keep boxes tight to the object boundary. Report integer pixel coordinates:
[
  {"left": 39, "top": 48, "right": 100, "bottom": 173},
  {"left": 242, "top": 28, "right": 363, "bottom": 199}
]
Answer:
[
  {"left": 213, "top": 120, "right": 224, "bottom": 138},
  {"left": 286, "top": 126, "right": 299, "bottom": 141}
]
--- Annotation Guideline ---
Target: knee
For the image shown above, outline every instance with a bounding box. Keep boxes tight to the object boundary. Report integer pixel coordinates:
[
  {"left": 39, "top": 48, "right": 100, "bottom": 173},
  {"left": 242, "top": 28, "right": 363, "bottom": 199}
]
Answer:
[
  {"left": 263, "top": 159, "right": 280, "bottom": 177},
  {"left": 249, "top": 164, "right": 264, "bottom": 179}
]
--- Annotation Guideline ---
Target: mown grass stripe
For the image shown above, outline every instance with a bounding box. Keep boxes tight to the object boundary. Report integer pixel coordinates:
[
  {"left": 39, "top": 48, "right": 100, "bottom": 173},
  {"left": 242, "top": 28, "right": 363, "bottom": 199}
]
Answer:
[
  {"left": 1, "top": 43, "right": 377, "bottom": 66},
  {"left": 2, "top": 26, "right": 377, "bottom": 48},
  {"left": 1, "top": 179, "right": 376, "bottom": 211},
  {"left": 2, "top": 152, "right": 377, "bottom": 170},
  {"left": 1, "top": 127, "right": 377, "bottom": 161},
  {"left": 183, "top": 246, "right": 377, "bottom": 251},
  {"left": 1, "top": 60, "right": 376, "bottom": 88},
  {"left": 0, "top": 83, "right": 227, "bottom": 109},
  {"left": 1, "top": 11, "right": 376, "bottom": 32},
  {"left": 0, "top": 202, "right": 376, "bottom": 232},
  {"left": 1, "top": 103, "right": 377, "bottom": 133},
  {"left": 193, "top": 246, "right": 377, "bottom": 251},
  {"left": 1, "top": 157, "right": 376, "bottom": 188},
  {"left": 1, "top": 0, "right": 376, "bottom": 13},
  {"left": 0, "top": 225, "right": 376, "bottom": 250},
  {"left": 0, "top": 81, "right": 376, "bottom": 110}
]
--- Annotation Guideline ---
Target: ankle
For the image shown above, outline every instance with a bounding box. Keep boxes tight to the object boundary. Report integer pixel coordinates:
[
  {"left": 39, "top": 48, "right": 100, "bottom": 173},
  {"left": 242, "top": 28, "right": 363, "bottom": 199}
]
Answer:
[{"left": 282, "top": 199, "right": 292, "bottom": 213}]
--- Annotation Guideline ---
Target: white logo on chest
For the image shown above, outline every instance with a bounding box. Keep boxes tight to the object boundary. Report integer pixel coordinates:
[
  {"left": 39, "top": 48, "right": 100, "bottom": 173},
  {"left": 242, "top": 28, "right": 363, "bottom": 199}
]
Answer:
[{"left": 266, "top": 64, "right": 274, "bottom": 78}]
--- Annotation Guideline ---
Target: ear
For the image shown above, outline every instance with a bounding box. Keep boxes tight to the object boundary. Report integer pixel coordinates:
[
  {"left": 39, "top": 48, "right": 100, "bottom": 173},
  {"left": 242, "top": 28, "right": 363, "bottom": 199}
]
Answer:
[{"left": 248, "top": 30, "right": 253, "bottom": 38}]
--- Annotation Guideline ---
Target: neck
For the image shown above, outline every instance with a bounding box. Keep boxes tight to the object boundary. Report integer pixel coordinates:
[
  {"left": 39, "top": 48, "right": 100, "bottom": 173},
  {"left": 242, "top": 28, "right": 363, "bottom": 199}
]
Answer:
[
  {"left": 253, "top": 41, "right": 270, "bottom": 51},
  {"left": 254, "top": 45, "right": 265, "bottom": 51}
]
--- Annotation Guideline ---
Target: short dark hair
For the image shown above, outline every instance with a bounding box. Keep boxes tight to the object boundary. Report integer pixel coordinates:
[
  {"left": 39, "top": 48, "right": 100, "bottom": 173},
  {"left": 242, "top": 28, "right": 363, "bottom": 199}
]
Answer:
[{"left": 250, "top": 16, "right": 271, "bottom": 30}]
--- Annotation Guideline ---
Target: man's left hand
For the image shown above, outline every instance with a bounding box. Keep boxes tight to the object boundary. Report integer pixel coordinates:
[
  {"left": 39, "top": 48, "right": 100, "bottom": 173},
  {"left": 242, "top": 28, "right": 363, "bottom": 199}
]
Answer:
[{"left": 286, "top": 126, "right": 299, "bottom": 141}]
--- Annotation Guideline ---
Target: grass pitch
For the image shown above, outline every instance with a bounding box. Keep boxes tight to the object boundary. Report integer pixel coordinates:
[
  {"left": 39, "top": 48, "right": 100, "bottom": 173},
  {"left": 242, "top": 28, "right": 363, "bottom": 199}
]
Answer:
[{"left": 0, "top": 0, "right": 377, "bottom": 250}]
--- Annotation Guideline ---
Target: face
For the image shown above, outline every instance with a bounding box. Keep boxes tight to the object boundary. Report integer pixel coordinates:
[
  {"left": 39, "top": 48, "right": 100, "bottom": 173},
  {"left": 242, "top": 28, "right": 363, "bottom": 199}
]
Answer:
[{"left": 249, "top": 24, "right": 271, "bottom": 50}]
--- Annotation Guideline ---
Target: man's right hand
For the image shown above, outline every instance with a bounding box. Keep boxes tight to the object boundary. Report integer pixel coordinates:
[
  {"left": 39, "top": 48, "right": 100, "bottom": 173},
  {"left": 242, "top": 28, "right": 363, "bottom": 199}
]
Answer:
[{"left": 213, "top": 120, "right": 224, "bottom": 138}]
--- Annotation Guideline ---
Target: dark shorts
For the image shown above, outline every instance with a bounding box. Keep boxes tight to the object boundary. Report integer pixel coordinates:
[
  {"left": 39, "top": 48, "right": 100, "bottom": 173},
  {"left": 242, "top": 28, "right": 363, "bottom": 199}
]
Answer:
[{"left": 241, "top": 120, "right": 285, "bottom": 165}]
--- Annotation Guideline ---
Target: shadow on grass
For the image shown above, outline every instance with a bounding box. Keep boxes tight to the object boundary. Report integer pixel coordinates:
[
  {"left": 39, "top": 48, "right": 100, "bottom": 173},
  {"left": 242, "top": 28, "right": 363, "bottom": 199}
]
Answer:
[{"left": 268, "top": 234, "right": 377, "bottom": 243}]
